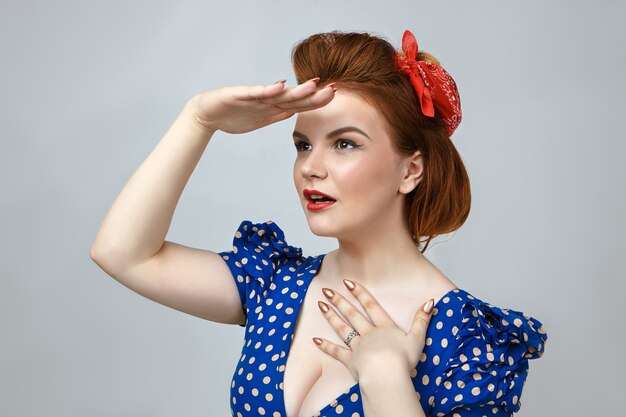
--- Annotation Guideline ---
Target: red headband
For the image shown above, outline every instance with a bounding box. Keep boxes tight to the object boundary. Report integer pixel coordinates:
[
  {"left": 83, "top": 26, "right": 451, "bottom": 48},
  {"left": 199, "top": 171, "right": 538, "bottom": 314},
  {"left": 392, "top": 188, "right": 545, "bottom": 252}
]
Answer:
[{"left": 395, "top": 30, "right": 462, "bottom": 137}]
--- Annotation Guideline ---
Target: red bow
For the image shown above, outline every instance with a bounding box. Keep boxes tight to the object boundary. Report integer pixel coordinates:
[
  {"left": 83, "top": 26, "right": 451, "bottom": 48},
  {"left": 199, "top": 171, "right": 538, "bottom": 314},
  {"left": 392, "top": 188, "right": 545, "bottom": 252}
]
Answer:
[{"left": 395, "top": 30, "right": 462, "bottom": 137}]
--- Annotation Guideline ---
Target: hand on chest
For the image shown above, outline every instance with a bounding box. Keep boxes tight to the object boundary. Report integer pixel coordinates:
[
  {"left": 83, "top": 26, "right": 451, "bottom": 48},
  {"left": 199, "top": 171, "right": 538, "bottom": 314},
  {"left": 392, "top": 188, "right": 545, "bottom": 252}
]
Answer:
[
  {"left": 282, "top": 282, "right": 421, "bottom": 417},
  {"left": 283, "top": 291, "right": 358, "bottom": 417}
]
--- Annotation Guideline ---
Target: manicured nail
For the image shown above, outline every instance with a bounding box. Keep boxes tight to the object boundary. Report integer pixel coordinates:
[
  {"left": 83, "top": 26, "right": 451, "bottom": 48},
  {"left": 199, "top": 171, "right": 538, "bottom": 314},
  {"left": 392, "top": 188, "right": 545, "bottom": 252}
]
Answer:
[
  {"left": 322, "top": 288, "right": 334, "bottom": 298},
  {"left": 275, "top": 79, "right": 287, "bottom": 84},
  {"left": 318, "top": 301, "right": 330, "bottom": 312},
  {"left": 307, "top": 77, "right": 321, "bottom": 84},
  {"left": 325, "top": 82, "right": 337, "bottom": 92},
  {"left": 312, "top": 337, "right": 323, "bottom": 346},
  {"left": 343, "top": 279, "right": 355, "bottom": 290},
  {"left": 423, "top": 298, "right": 435, "bottom": 314}
]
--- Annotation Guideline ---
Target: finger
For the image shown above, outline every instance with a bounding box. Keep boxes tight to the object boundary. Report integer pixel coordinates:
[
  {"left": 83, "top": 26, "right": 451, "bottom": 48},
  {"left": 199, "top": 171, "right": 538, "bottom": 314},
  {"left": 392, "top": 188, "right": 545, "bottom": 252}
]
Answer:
[
  {"left": 343, "top": 280, "right": 396, "bottom": 327},
  {"left": 321, "top": 288, "right": 372, "bottom": 334},
  {"left": 272, "top": 84, "right": 336, "bottom": 111},
  {"left": 409, "top": 298, "right": 435, "bottom": 335},
  {"left": 249, "top": 77, "right": 319, "bottom": 104},
  {"left": 258, "top": 79, "right": 336, "bottom": 110},
  {"left": 232, "top": 80, "right": 287, "bottom": 103},
  {"left": 312, "top": 337, "right": 351, "bottom": 367},
  {"left": 318, "top": 300, "right": 360, "bottom": 344}
]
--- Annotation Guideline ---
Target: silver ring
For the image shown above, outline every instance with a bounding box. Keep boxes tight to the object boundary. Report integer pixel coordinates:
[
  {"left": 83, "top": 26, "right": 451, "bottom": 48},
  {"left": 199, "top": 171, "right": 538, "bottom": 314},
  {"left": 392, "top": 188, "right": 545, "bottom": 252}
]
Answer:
[{"left": 343, "top": 330, "right": 360, "bottom": 347}]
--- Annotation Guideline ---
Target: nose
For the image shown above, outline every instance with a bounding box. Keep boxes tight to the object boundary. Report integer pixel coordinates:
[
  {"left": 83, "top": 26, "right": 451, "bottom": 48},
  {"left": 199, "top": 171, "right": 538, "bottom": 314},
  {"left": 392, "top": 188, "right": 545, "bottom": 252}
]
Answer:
[{"left": 299, "top": 147, "right": 327, "bottom": 180}]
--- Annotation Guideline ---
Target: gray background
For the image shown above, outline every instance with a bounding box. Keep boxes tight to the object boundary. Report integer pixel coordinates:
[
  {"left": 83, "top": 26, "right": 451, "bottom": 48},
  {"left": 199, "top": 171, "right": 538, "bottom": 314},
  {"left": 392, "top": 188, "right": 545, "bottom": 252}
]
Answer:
[{"left": 1, "top": 1, "right": 624, "bottom": 416}]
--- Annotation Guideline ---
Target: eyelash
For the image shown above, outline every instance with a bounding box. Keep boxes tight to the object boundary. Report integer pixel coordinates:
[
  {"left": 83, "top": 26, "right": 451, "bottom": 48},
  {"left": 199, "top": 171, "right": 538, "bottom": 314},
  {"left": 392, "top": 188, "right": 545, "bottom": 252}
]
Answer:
[{"left": 293, "top": 139, "right": 360, "bottom": 152}]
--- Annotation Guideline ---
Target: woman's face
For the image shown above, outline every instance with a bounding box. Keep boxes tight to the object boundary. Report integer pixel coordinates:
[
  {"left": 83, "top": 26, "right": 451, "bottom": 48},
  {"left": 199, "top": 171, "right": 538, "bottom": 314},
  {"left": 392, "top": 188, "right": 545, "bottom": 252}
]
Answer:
[{"left": 292, "top": 89, "right": 419, "bottom": 240}]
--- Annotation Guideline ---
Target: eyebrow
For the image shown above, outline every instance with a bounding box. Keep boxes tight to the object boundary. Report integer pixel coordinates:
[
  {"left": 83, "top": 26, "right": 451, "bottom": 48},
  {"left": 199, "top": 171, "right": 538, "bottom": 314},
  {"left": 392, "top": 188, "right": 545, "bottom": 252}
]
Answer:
[{"left": 292, "top": 126, "right": 372, "bottom": 142}]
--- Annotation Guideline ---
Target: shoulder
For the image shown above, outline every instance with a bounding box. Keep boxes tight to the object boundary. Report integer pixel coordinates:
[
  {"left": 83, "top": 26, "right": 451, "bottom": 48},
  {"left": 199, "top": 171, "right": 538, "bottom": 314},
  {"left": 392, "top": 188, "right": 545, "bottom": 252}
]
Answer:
[
  {"left": 218, "top": 219, "right": 311, "bottom": 288},
  {"left": 217, "top": 219, "right": 319, "bottom": 328},
  {"left": 427, "top": 288, "right": 548, "bottom": 415}
]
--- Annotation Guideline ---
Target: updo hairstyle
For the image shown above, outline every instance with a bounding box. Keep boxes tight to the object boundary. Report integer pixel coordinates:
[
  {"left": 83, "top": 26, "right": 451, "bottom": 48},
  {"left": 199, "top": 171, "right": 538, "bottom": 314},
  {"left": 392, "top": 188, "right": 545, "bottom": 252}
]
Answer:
[{"left": 291, "top": 31, "right": 471, "bottom": 252}]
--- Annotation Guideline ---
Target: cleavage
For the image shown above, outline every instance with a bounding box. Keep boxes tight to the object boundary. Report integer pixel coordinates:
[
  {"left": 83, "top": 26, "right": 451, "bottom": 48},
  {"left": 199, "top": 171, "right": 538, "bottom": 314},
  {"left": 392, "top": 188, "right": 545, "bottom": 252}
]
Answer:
[{"left": 283, "top": 276, "right": 358, "bottom": 417}]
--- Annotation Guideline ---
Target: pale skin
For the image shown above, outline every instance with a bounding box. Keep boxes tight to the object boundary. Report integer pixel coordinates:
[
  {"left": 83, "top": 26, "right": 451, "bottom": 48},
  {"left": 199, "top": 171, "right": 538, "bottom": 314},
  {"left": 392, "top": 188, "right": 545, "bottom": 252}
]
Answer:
[
  {"left": 90, "top": 78, "right": 458, "bottom": 417},
  {"left": 287, "top": 87, "right": 458, "bottom": 416},
  {"left": 315, "top": 279, "right": 436, "bottom": 417}
]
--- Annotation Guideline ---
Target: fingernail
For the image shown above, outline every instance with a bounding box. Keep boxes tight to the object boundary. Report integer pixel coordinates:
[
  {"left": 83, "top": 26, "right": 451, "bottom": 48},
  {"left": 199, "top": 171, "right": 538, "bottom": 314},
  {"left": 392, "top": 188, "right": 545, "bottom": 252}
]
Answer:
[
  {"left": 307, "top": 77, "right": 321, "bottom": 84},
  {"left": 325, "top": 82, "right": 337, "bottom": 92},
  {"left": 322, "top": 288, "right": 335, "bottom": 298},
  {"left": 312, "top": 337, "right": 323, "bottom": 346},
  {"left": 275, "top": 79, "right": 287, "bottom": 84},
  {"left": 318, "top": 301, "right": 330, "bottom": 312},
  {"left": 423, "top": 298, "right": 434, "bottom": 314},
  {"left": 343, "top": 279, "right": 355, "bottom": 290}
]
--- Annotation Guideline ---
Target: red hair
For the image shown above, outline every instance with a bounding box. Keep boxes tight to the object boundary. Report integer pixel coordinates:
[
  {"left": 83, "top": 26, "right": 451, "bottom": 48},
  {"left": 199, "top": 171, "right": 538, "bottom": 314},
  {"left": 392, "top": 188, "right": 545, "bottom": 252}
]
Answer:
[{"left": 291, "top": 30, "right": 471, "bottom": 252}]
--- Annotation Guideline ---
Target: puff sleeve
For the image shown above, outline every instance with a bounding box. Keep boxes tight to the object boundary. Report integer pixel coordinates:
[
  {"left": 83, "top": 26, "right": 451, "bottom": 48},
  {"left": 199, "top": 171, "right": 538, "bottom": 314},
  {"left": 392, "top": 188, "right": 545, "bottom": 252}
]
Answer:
[
  {"left": 430, "top": 296, "right": 548, "bottom": 416},
  {"left": 217, "top": 220, "right": 304, "bottom": 327}
]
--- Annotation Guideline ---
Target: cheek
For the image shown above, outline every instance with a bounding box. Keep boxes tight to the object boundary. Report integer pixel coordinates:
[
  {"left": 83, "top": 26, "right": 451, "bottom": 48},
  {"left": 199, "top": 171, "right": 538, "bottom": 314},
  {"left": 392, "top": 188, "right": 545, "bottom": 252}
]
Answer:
[
  {"left": 293, "top": 162, "right": 302, "bottom": 191},
  {"left": 339, "top": 155, "right": 398, "bottom": 203}
]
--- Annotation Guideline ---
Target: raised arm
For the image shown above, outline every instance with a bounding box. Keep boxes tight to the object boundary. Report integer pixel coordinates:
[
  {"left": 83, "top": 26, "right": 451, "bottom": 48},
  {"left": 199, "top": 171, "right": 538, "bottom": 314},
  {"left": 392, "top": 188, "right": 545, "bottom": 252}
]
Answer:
[{"left": 89, "top": 79, "right": 334, "bottom": 324}]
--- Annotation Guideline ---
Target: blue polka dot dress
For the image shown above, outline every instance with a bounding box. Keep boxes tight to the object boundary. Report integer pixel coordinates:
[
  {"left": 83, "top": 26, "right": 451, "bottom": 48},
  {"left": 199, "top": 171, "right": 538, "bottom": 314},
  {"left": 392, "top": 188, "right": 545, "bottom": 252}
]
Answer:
[{"left": 218, "top": 220, "right": 548, "bottom": 417}]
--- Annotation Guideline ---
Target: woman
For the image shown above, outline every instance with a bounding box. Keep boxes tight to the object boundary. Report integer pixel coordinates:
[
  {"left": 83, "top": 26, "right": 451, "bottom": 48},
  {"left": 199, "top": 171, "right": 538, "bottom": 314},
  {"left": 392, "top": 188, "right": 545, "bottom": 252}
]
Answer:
[{"left": 90, "top": 29, "right": 547, "bottom": 417}]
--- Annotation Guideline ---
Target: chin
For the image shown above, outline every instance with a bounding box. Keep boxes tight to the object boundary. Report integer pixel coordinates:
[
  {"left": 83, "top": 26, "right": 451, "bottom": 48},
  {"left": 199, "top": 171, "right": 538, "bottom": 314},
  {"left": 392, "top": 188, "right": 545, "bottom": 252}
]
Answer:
[{"left": 304, "top": 215, "right": 339, "bottom": 238}]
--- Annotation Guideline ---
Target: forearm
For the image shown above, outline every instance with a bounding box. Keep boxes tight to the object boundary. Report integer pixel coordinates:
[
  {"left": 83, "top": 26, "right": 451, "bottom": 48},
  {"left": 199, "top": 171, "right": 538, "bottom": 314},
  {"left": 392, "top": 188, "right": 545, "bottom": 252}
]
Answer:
[
  {"left": 359, "top": 361, "right": 427, "bottom": 417},
  {"left": 90, "top": 95, "right": 215, "bottom": 267}
]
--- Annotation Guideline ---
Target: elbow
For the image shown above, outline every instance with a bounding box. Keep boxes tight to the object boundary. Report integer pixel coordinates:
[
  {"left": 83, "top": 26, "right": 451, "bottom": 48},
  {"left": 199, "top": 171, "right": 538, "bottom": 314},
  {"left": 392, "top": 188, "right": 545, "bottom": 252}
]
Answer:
[
  {"left": 89, "top": 243, "right": 118, "bottom": 269},
  {"left": 89, "top": 244, "right": 124, "bottom": 278},
  {"left": 89, "top": 245, "right": 109, "bottom": 270},
  {"left": 89, "top": 240, "right": 107, "bottom": 263},
  {"left": 89, "top": 245, "right": 99, "bottom": 262}
]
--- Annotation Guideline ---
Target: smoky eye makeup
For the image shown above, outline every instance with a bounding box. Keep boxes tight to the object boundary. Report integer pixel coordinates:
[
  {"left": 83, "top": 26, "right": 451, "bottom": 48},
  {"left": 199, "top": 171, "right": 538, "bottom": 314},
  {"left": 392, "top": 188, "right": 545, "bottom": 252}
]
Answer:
[{"left": 292, "top": 138, "right": 362, "bottom": 152}]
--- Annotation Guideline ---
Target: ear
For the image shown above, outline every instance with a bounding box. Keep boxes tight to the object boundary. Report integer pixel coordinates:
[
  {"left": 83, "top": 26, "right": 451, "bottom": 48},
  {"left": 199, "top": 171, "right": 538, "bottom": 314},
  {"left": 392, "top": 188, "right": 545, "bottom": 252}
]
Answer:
[{"left": 399, "top": 150, "right": 424, "bottom": 194}]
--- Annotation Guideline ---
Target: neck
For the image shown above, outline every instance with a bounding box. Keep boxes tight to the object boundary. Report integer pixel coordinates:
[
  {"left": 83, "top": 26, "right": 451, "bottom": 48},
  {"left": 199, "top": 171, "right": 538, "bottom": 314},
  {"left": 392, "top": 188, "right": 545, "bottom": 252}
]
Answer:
[{"left": 322, "top": 213, "right": 434, "bottom": 288}]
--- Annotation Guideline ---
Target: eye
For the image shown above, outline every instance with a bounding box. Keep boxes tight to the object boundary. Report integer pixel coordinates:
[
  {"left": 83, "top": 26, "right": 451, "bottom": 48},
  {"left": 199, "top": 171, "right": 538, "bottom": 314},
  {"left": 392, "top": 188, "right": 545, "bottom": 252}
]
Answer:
[
  {"left": 293, "top": 140, "right": 311, "bottom": 152},
  {"left": 334, "top": 139, "right": 359, "bottom": 150}
]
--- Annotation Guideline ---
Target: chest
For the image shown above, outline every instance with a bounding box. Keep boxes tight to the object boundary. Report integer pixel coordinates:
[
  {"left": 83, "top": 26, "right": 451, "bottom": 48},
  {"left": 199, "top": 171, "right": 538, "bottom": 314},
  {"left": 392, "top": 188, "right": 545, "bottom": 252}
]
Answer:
[
  {"left": 282, "top": 278, "right": 434, "bottom": 417},
  {"left": 282, "top": 278, "right": 358, "bottom": 417}
]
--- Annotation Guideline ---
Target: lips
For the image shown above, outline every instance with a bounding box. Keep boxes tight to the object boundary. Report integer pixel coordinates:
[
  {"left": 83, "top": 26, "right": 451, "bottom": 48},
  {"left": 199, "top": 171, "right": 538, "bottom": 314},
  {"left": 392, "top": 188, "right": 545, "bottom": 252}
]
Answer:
[
  {"left": 304, "top": 188, "right": 336, "bottom": 212},
  {"left": 303, "top": 189, "right": 336, "bottom": 202}
]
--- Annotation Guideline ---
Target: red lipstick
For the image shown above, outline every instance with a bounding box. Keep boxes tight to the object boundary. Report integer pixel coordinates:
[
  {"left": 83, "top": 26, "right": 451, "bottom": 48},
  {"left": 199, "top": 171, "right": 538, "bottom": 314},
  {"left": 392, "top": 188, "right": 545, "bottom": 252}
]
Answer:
[{"left": 303, "top": 189, "right": 336, "bottom": 211}]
